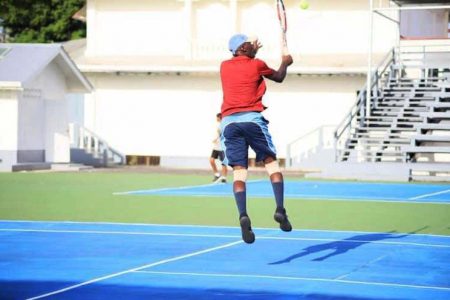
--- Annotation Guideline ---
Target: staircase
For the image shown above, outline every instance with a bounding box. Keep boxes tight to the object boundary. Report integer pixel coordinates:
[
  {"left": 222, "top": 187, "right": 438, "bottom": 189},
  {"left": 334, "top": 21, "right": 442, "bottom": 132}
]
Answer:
[
  {"left": 333, "top": 44, "right": 450, "bottom": 181},
  {"left": 69, "top": 123, "right": 125, "bottom": 168}
]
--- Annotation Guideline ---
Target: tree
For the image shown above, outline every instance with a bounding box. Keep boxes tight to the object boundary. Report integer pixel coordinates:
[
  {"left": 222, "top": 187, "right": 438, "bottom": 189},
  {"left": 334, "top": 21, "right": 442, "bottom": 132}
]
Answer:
[{"left": 0, "top": 0, "right": 86, "bottom": 43}]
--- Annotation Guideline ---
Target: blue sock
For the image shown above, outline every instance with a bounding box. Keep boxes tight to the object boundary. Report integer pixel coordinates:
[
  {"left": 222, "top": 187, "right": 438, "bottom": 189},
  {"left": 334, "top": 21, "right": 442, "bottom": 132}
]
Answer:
[
  {"left": 271, "top": 181, "right": 284, "bottom": 209},
  {"left": 234, "top": 191, "right": 247, "bottom": 218}
]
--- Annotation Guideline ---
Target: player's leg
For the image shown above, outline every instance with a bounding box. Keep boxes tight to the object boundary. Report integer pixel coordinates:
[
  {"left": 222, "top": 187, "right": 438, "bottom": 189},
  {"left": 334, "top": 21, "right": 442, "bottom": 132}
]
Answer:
[
  {"left": 222, "top": 122, "right": 255, "bottom": 243},
  {"left": 264, "top": 156, "right": 292, "bottom": 232},
  {"left": 220, "top": 164, "right": 228, "bottom": 183},
  {"left": 209, "top": 150, "right": 220, "bottom": 181},
  {"left": 245, "top": 115, "right": 292, "bottom": 232},
  {"left": 233, "top": 166, "right": 254, "bottom": 243},
  {"left": 219, "top": 151, "right": 227, "bottom": 183}
]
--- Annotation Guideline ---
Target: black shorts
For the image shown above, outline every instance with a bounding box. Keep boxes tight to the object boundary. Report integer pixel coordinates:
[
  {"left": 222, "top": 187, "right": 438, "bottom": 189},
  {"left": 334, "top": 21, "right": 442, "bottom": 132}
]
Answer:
[{"left": 211, "top": 150, "right": 225, "bottom": 162}]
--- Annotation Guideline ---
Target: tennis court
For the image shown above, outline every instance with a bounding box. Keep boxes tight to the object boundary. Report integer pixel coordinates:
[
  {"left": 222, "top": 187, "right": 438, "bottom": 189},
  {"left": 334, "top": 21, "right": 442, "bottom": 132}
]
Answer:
[
  {"left": 1, "top": 220, "right": 450, "bottom": 299},
  {"left": 116, "top": 180, "right": 450, "bottom": 204},
  {"left": 1, "top": 172, "right": 449, "bottom": 299}
]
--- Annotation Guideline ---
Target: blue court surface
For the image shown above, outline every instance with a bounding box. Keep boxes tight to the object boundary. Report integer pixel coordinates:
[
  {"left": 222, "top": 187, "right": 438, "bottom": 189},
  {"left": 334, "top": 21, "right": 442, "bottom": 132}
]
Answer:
[
  {"left": 116, "top": 180, "right": 450, "bottom": 204},
  {"left": 1, "top": 221, "right": 450, "bottom": 299}
]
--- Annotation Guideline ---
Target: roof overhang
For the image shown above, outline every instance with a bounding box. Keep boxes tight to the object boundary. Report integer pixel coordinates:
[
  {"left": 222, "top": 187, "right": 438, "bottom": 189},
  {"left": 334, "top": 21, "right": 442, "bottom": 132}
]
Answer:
[
  {"left": 57, "top": 47, "right": 94, "bottom": 93},
  {"left": 375, "top": 0, "right": 450, "bottom": 11},
  {"left": 392, "top": 0, "right": 450, "bottom": 5}
]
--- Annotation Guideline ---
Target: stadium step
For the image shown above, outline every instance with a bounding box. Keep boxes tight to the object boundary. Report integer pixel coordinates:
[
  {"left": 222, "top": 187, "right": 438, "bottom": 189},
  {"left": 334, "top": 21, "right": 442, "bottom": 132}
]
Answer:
[
  {"left": 420, "top": 112, "right": 450, "bottom": 120},
  {"left": 386, "top": 77, "right": 448, "bottom": 82},
  {"left": 425, "top": 102, "right": 450, "bottom": 109},
  {"left": 404, "top": 146, "right": 450, "bottom": 154},
  {"left": 410, "top": 163, "right": 450, "bottom": 182},
  {"left": 357, "top": 116, "right": 423, "bottom": 122},
  {"left": 417, "top": 124, "right": 450, "bottom": 131},
  {"left": 411, "top": 135, "right": 450, "bottom": 143}
]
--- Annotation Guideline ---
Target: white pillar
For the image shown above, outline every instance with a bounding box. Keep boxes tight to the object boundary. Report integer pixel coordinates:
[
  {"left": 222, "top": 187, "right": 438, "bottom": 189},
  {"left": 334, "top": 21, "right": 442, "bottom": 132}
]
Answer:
[
  {"left": 366, "top": 0, "right": 374, "bottom": 118},
  {"left": 230, "top": 0, "right": 237, "bottom": 33},
  {"left": 184, "top": 0, "right": 193, "bottom": 60},
  {"left": 0, "top": 90, "right": 19, "bottom": 171},
  {"left": 86, "top": 0, "right": 97, "bottom": 57}
]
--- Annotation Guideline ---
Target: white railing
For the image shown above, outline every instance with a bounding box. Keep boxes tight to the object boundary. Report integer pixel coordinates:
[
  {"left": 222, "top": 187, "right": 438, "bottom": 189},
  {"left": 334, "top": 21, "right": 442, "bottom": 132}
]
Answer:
[
  {"left": 396, "top": 43, "right": 450, "bottom": 70},
  {"left": 69, "top": 123, "right": 125, "bottom": 166},
  {"left": 286, "top": 125, "right": 336, "bottom": 169}
]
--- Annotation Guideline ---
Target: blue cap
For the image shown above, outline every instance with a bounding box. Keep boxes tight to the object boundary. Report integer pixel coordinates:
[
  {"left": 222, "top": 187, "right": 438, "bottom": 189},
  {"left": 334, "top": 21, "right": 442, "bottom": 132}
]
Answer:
[{"left": 228, "top": 34, "right": 249, "bottom": 55}]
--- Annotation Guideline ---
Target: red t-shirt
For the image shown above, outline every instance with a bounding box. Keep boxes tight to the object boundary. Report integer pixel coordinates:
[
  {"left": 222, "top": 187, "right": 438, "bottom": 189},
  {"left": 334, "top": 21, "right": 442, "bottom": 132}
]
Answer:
[{"left": 220, "top": 56, "right": 275, "bottom": 117}]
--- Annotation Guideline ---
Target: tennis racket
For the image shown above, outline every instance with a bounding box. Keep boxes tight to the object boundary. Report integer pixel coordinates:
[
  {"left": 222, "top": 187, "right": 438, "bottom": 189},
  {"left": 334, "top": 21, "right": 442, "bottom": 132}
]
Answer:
[{"left": 276, "top": 0, "right": 289, "bottom": 55}]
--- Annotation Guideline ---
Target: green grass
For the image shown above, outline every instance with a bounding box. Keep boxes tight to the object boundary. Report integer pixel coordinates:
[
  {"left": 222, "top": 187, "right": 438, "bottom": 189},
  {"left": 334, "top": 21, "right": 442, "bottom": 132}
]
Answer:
[{"left": 0, "top": 172, "right": 449, "bottom": 235}]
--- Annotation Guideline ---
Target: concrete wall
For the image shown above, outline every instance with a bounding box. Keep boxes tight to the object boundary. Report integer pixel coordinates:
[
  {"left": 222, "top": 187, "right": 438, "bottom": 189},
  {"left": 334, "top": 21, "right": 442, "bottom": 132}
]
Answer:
[{"left": 83, "top": 72, "right": 365, "bottom": 158}]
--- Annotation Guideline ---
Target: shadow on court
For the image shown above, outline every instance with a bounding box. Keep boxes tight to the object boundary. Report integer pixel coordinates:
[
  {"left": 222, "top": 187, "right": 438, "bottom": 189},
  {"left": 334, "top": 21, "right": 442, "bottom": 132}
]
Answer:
[{"left": 269, "top": 227, "right": 427, "bottom": 264}]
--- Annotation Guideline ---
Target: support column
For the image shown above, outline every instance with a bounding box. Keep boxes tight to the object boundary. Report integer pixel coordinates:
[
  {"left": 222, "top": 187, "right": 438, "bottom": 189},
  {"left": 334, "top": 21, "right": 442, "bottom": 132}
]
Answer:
[
  {"left": 184, "top": 0, "right": 193, "bottom": 60},
  {"left": 230, "top": 0, "right": 238, "bottom": 33},
  {"left": 366, "top": 0, "right": 374, "bottom": 118},
  {"left": 86, "top": 0, "right": 97, "bottom": 57}
]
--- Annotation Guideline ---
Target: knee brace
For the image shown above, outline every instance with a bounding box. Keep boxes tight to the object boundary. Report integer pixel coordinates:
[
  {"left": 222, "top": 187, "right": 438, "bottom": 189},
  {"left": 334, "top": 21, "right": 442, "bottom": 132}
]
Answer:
[
  {"left": 265, "top": 160, "right": 281, "bottom": 176},
  {"left": 233, "top": 169, "right": 248, "bottom": 182}
]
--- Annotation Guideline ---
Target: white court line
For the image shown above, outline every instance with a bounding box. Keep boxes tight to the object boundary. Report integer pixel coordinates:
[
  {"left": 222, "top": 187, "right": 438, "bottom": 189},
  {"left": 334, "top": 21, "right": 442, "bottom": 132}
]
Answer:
[
  {"left": 112, "top": 182, "right": 218, "bottom": 196},
  {"left": 113, "top": 179, "right": 265, "bottom": 196},
  {"left": 114, "top": 186, "right": 450, "bottom": 205},
  {"left": 409, "top": 189, "right": 450, "bottom": 200},
  {"left": 134, "top": 270, "right": 450, "bottom": 291},
  {"left": 26, "top": 240, "right": 242, "bottom": 300},
  {"left": 2, "top": 219, "right": 450, "bottom": 238},
  {"left": 2, "top": 228, "right": 449, "bottom": 248}
]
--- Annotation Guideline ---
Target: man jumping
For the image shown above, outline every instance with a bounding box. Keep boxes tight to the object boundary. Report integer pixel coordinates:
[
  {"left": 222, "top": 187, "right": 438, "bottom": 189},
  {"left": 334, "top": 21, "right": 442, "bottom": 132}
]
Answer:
[{"left": 219, "top": 34, "right": 293, "bottom": 244}]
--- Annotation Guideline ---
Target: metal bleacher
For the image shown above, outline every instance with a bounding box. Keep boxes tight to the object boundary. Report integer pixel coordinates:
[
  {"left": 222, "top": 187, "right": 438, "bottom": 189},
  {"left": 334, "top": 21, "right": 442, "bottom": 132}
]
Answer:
[{"left": 333, "top": 44, "right": 450, "bottom": 181}]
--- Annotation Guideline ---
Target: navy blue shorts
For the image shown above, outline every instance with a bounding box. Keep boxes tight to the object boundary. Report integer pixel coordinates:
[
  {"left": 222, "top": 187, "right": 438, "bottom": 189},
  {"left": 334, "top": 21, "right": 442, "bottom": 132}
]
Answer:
[{"left": 220, "top": 112, "right": 277, "bottom": 168}]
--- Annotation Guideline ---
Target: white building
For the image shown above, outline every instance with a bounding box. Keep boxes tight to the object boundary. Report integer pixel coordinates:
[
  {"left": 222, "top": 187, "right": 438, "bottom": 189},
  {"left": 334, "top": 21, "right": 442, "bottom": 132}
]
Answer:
[
  {"left": 0, "top": 44, "right": 92, "bottom": 171},
  {"left": 66, "top": 0, "right": 402, "bottom": 168}
]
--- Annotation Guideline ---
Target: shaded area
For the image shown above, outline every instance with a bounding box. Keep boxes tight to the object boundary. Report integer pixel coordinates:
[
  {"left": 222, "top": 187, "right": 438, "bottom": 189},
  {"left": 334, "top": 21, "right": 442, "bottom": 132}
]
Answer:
[{"left": 0, "top": 280, "right": 397, "bottom": 300}]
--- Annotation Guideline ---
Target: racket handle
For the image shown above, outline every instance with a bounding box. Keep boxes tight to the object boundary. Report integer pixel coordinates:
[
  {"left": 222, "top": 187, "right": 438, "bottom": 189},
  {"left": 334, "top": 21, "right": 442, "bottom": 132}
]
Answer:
[{"left": 281, "top": 33, "right": 289, "bottom": 56}]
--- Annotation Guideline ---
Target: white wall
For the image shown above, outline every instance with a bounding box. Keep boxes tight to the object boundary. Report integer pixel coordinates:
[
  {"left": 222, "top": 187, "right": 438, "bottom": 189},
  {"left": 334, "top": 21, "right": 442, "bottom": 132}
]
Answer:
[
  {"left": 17, "top": 90, "right": 45, "bottom": 152},
  {"left": 29, "top": 63, "right": 70, "bottom": 163},
  {"left": 86, "top": 0, "right": 398, "bottom": 59},
  {"left": 87, "top": 0, "right": 185, "bottom": 57},
  {"left": 0, "top": 90, "right": 18, "bottom": 171},
  {"left": 80, "top": 0, "right": 395, "bottom": 163},
  {"left": 401, "top": 9, "right": 449, "bottom": 39},
  {"left": 84, "top": 73, "right": 364, "bottom": 158}
]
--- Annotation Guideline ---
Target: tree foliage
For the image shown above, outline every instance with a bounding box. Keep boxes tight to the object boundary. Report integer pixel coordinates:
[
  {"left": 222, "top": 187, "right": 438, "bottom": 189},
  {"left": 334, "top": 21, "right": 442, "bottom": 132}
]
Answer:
[{"left": 0, "top": 0, "right": 86, "bottom": 43}]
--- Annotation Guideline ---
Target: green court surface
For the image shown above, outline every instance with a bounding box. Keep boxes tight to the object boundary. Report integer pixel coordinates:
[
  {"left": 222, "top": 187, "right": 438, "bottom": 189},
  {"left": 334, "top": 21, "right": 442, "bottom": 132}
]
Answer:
[{"left": 0, "top": 171, "right": 449, "bottom": 235}]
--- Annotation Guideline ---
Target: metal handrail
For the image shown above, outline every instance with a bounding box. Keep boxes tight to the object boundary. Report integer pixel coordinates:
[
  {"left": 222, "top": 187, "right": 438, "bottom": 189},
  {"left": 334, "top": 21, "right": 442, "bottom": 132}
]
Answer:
[
  {"left": 333, "top": 47, "right": 396, "bottom": 162},
  {"left": 286, "top": 125, "right": 335, "bottom": 168},
  {"left": 69, "top": 123, "right": 125, "bottom": 166}
]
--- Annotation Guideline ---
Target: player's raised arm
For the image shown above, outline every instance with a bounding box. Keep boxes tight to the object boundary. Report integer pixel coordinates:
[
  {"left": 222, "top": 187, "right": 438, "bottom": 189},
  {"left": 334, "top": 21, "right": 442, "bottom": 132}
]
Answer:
[{"left": 265, "top": 54, "right": 293, "bottom": 83}]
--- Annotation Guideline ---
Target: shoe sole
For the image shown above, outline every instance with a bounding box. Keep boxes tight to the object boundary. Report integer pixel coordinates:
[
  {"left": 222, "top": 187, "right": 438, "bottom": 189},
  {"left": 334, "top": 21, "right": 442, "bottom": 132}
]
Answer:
[
  {"left": 239, "top": 216, "right": 255, "bottom": 244},
  {"left": 274, "top": 212, "right": 292, "bottom": 232}
]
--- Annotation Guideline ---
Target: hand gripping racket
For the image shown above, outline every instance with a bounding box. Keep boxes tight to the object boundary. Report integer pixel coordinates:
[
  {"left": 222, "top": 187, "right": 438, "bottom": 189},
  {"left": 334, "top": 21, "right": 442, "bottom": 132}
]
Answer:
[{"left": 276, "top": 0, "right": 289, "bottom": 55}]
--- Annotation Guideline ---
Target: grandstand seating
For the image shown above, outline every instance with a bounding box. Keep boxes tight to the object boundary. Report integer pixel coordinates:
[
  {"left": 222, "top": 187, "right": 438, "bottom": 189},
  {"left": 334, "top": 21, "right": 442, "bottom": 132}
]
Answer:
[{"left": 335, "top": 46, "right": 450, "bottom": 181}]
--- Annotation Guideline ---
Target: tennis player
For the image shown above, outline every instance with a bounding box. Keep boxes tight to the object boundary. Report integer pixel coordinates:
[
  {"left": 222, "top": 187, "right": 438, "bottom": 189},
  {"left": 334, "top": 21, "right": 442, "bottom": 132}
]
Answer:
[
  {"left": 210, "top": 113, "right": 227, "bottom": 183},
  {"left": 220, "top": 34, "right": 293, "bottom": 244}
]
